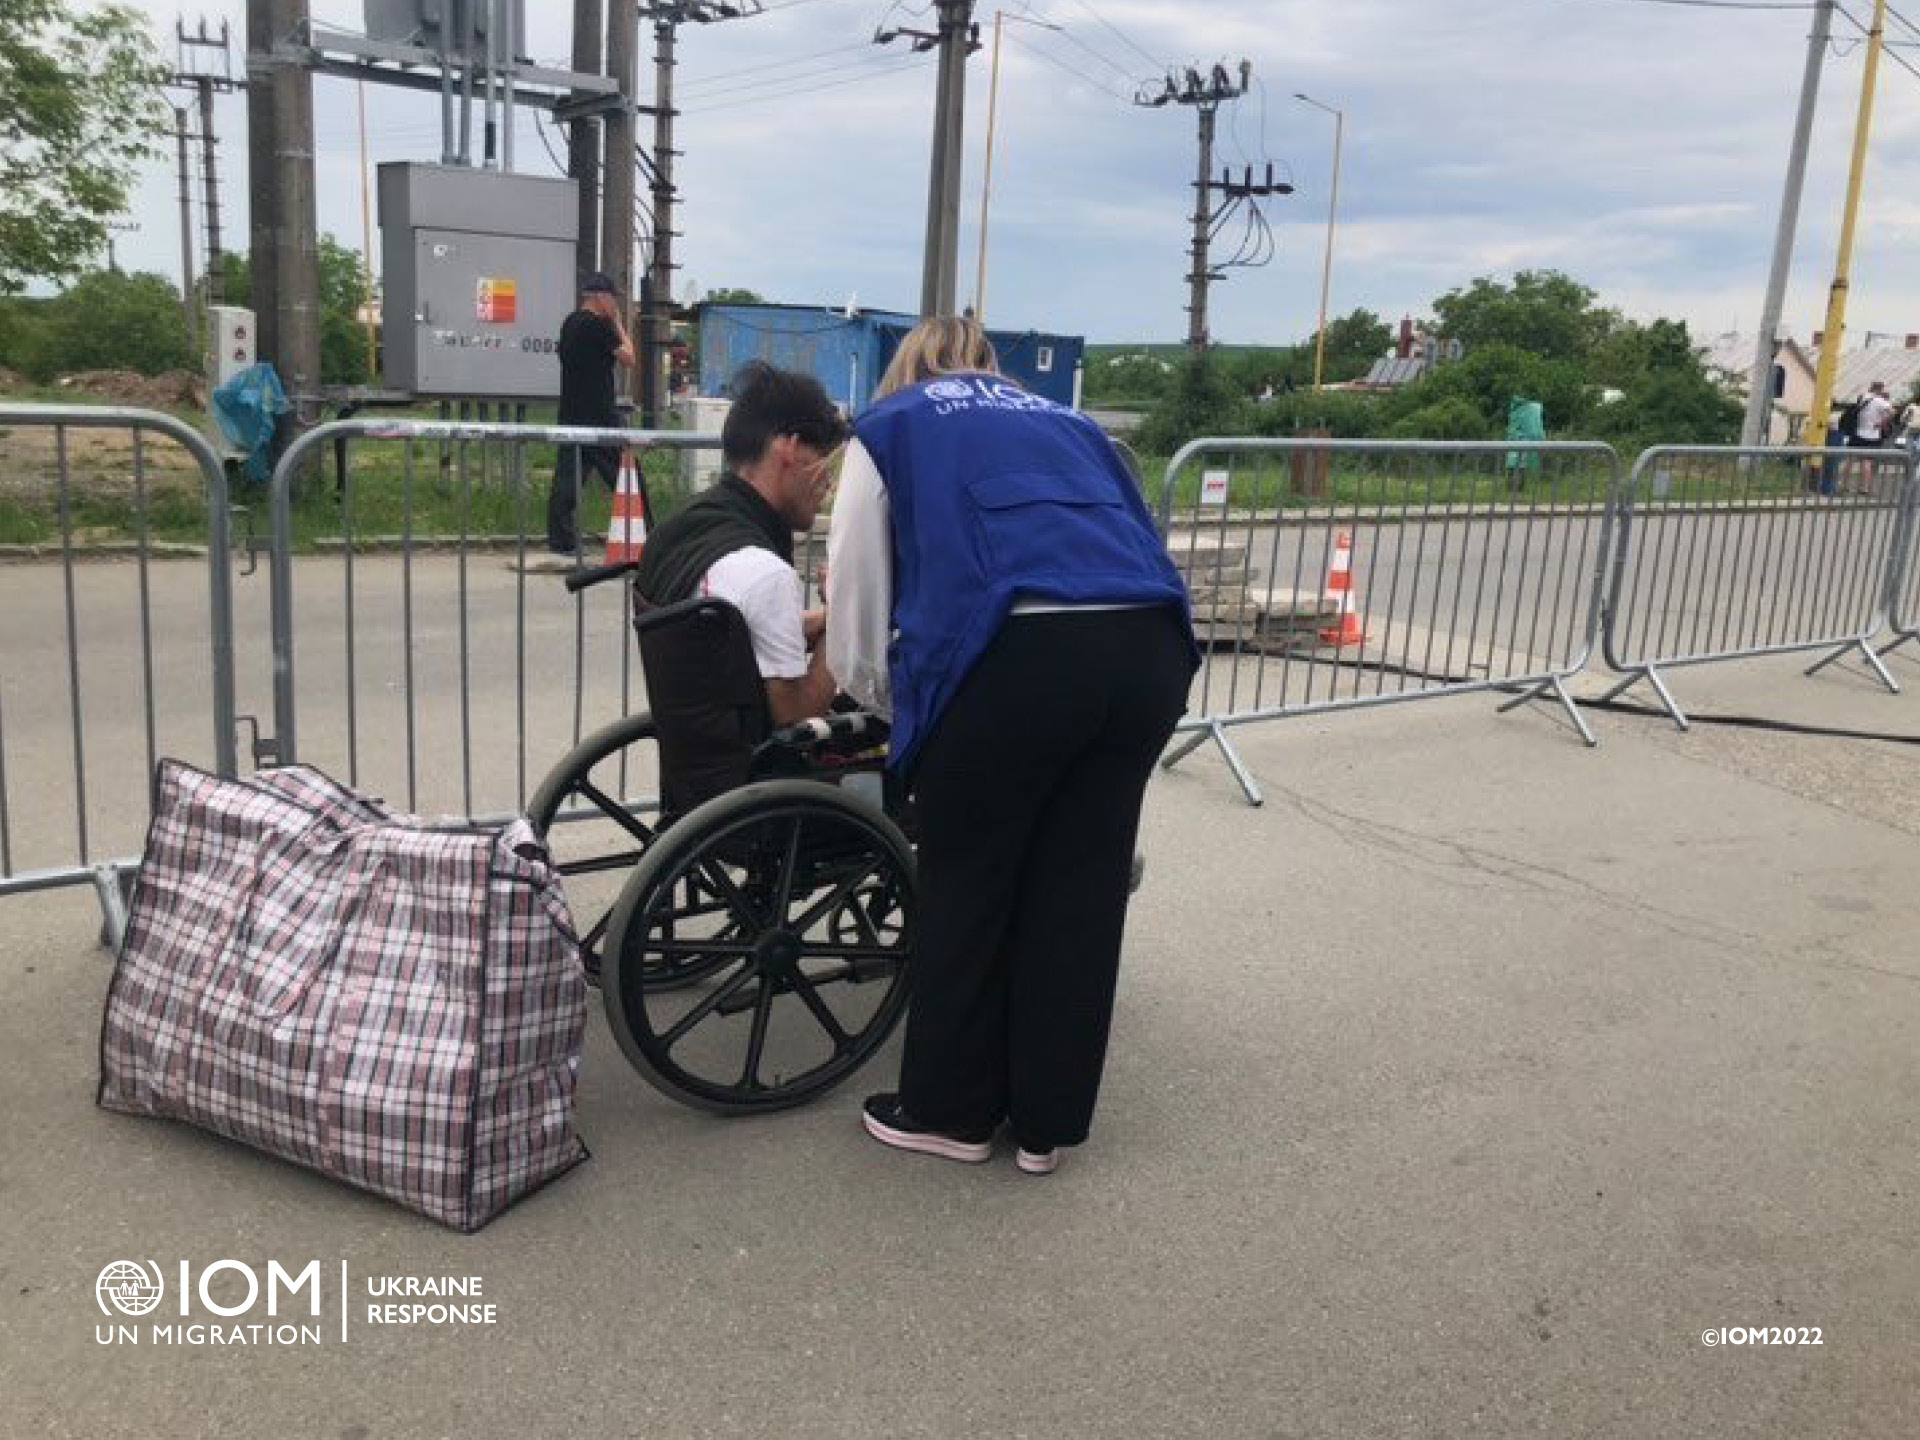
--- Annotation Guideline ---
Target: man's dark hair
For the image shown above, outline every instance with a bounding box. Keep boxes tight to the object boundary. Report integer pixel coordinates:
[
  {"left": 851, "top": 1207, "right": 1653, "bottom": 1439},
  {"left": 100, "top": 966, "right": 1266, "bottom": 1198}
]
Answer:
[{"left": 722, "top": 361, "right": 848, "bottom": 469}]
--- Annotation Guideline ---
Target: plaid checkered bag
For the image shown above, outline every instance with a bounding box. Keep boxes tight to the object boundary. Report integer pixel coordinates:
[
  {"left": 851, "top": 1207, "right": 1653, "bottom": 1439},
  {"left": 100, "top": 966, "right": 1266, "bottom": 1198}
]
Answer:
[{"left": 98, "top": 760, "right": 590, "bottom": 1231}]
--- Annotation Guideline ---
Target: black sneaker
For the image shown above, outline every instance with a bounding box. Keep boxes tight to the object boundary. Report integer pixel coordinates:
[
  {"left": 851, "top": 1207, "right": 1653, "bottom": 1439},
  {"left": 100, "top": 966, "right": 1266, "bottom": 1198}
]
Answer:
[{"left": 861, "top": 1094, "right": 994, "bottom": 1163}]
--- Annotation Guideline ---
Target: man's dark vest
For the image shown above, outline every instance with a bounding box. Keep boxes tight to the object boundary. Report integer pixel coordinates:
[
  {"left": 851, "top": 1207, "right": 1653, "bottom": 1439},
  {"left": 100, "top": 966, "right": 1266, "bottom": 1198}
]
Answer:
[
  {"left": 631, "top": 474, "right": 794, "bottom": 816},
  {"left": 633, "top": 474, "right": 792, "bottom": 607}
]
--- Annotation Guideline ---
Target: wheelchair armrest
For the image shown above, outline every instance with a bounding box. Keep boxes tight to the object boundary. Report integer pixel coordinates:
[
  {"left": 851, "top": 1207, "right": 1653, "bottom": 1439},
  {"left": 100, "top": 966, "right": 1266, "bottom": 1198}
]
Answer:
[{"left": 759, "top": 710, "right": 891, "bottom": 756}]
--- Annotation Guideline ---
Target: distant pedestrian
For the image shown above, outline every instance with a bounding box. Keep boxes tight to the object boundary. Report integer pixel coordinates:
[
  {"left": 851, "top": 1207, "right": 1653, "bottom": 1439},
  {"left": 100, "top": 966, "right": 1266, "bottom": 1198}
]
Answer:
[
  {"left": 1505, "top": 395, "right": 1545, "bottom": 490},
  {"left": 546, "top": 272, "right": 636, "bottom": 558},
  {"left": 1853, "top": 381, "right": 1895, "bottom": 449}
]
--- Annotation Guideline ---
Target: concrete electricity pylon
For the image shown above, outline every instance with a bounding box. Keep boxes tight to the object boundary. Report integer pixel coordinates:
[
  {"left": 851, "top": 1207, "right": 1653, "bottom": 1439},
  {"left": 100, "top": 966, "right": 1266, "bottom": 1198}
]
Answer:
[
  {"left": 636, "top": 1, "right": 765, "bottom": 424},
  {"left": 1137, "top": 61, "right": 1288, "bottom": 355},
  {"left": 878, "top": 0, "right": 980, "bottom": 317},
  {"left": 1743, "top": 0, "right": 1834, "bottom": 448},
  {"left": 245, "top": 0, "right": 321, "bottom": 423},
  {"left": 171, "top": 18, "right": 240, "bottom": 347},
  {"left": 1805, "top": 0, "right": 1887, "bottom": 451}
]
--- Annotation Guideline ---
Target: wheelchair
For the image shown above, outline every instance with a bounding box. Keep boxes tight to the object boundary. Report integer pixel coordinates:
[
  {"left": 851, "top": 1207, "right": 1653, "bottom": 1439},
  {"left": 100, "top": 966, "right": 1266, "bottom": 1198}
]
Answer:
[{"left": 526, "top": 560, "right": 915, "bottom": 1116}]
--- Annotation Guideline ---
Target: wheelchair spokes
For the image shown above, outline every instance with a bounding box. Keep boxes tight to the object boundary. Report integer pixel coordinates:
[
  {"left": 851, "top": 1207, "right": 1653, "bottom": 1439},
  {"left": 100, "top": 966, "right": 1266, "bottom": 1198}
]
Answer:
[{"left": 605, "top": 787, "right": 914, "bottom": 1114}]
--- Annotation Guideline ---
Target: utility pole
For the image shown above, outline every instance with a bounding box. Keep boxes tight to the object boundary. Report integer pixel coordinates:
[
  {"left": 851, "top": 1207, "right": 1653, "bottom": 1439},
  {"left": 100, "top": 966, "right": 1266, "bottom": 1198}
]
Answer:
[
  {"left": 173, "top": 19, "right": 238, "bottom": 332},
  {"left": 246, "top": 0, "right": 321, "bottom": 423},
  {"left": 1137, "top": 62, "right": 1284, "bottom": 356},
  {"left": 644, "top": 12, "right": 675, "bottom": 427},
  {"left": 246, "top": 0, "right": 280, "bottom": 368},
  {"left": 972, "top": 9, "right": 1061, "bottom": 323},
  {"left": 570, "top": 0, "right": 604, "bottom": 281},
  {"left": 879, "top": 1, "right": 979, "bottom": 317},
  {"left": 1806, "top": 0, "right": 1887, "bottom": 450},
  {"left": 1743, "top": 0, "right": 1834, "bottom": 448},
  {"left": 174, "top": 107, "right": 198, "bottom": 350},
  {"left": 601, "top": 0, "right": 640, "bottom": 414},
  {"left": 636, "top": 3, "right": 764, "bottom": 425}
]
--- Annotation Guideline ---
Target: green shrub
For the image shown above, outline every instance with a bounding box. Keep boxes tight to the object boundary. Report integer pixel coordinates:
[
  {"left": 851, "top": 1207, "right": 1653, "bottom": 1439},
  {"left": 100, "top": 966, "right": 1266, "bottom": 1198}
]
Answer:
[{"left": 34, "top": 269, "right": 193, "bottom": 376}]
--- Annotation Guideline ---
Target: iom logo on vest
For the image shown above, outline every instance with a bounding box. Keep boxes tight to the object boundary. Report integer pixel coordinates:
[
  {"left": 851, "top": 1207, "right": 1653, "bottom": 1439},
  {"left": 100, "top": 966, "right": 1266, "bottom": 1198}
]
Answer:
[
  {"left": 94, "top": 1259, "right": 325, "bottom": 1348},
  {"left": 925, "top": 377, "right": 1057, "bottom": 416}
]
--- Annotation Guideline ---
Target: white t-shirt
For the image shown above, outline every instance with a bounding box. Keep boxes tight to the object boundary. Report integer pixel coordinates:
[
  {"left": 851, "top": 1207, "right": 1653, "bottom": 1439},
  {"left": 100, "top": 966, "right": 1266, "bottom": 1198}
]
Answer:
[
  {"left": 1857, "top": 393, "right": 1894, "bottom": 442},
  {"left": 701, "top": 547, "right": 808, "bottom": 679}
]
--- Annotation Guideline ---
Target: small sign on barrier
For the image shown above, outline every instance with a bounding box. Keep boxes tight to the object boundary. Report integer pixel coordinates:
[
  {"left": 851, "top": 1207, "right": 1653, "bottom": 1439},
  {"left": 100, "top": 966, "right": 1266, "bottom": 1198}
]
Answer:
[{"left": 1200, "top": 469, "right": 1231, "bottom": 507}]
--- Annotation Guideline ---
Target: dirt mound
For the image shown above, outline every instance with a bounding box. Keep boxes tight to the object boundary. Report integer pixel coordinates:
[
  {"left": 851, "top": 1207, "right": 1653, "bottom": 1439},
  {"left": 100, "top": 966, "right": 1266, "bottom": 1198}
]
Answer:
[{"left": 54, "top": 369, "right": 206, "bottom": 411}]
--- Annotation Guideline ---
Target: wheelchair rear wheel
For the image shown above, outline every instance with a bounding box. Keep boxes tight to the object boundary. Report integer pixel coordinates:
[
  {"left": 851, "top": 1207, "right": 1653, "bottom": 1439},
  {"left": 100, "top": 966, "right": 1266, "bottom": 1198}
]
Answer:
[
  {"left": 602, "top": 780, "right": 915, "bottom": 1115},
  {"left": 526, "top": 713, "right": 667, "bottom": 983}
]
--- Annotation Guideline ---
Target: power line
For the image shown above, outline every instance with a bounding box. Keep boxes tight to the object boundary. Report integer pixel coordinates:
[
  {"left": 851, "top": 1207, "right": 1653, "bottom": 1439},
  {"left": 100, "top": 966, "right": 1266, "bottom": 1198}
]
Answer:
[
  {"left": 1883, "top": 0, "right": 1920, "bottom": 42},
  {"left": 1559, "top": 0, "right": 1815, "bottom": 8},
  {"left": 677, "top": 39, "right": 872, "bottom": 90},
  {"left": 683, "top": 50, "right": 935, "bottom": 112},
  {"left": 1065, "top": 0, "right": 1164, "bottom": 69},
  {"left": 1003, "top": 28, "right": 1132, "bottom": 101},
  {"left": 681, "top": 47, "right": 919, "bottom": 98},
  {"left": 1015, "top": 1, "right": 1153, "bottom": 83},
  {"left": 1835, "top": 2, "right": 1920, "bottom": 83}
]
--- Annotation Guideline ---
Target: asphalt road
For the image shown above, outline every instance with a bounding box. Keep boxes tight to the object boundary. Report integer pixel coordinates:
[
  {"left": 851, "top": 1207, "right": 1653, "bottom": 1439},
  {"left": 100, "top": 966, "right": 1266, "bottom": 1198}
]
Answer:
[{"left": 3, "top": 650, "right": 1919, "bottom": 1438}]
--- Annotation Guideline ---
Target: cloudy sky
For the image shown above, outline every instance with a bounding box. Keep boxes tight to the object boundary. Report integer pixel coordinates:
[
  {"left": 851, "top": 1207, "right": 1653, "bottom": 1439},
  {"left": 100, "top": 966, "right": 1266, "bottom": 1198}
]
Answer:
[{"left": 111, "top": 0, "right": 1920, "bottom": 347}]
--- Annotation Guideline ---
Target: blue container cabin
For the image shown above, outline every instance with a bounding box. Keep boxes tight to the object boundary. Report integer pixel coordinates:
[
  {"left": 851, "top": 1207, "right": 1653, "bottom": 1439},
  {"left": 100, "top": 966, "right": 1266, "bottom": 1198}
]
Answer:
[{"left": 697, "top": 303, "right": 1085, "bottom": 413}]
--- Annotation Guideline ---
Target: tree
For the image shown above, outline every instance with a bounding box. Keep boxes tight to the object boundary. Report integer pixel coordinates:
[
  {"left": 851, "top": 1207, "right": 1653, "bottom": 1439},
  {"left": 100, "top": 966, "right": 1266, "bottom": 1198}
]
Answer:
[
  {"left": 1428, "top": 271, "right": 1618, "bottom": 363},
  {"left": 0, "top": 1, "right": 169, "bottom": 293},
  {"left": 1389, "top": 342, "right": 1588, "bottom": 434},
  {"left": 32, "top": 269, "right": 194, "bottom": 377},
  {"left": 1135, "top": 354, "right": 1245, "bottom": 456},
  {"left": 316, "top": 235, "right": 376, "bottom": 385},
  {"left": 1315, "top": 308, "right": 1392, "bottom": 383},
  {"left": 217, "top": 238, "right": 378, "bottom": 385},
  {"left": 703, "top": 287, "right": 765, "bottom": 305}
]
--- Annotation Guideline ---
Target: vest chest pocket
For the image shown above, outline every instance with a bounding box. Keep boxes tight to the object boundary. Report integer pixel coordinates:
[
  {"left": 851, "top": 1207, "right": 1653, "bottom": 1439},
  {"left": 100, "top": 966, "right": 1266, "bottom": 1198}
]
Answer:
[{"left": 965, "top": 470, "right": 1148, "bottom": 580}]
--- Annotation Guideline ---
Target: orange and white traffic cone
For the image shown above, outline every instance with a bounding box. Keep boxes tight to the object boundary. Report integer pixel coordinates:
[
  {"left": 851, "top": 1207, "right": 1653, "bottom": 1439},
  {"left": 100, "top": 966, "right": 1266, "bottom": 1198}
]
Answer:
[
  {"left": 604, "top": 448, "right": 649, "bottom": 563},
  {"left": 1318, "top": 528, "right": 1368, "bottom": 647}
]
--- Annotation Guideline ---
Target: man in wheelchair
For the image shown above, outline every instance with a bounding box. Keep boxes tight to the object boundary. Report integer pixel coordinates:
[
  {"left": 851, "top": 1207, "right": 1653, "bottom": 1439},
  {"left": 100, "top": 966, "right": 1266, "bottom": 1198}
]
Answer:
[{"left": 627, "top": 360, "right": 887, "bottom": 818}]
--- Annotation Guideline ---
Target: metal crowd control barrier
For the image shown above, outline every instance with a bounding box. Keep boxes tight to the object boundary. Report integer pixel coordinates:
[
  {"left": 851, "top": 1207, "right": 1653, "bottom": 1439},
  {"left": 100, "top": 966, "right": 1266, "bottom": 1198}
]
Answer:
[
  {"left": 262, "top": 419, "right": 813, "bottom": 827},
  {"left": 0, "top": 404, "right": 236, "bottom": 945},
  {"left": 1154, "top": 437, "right": 1622, "bottom": 805},
  {"left": 1874, "top": 449, "right": 1920, "bottom": 665},
  {"left": 1598, "top": 445, "right": 1915, "bottom": 729}
]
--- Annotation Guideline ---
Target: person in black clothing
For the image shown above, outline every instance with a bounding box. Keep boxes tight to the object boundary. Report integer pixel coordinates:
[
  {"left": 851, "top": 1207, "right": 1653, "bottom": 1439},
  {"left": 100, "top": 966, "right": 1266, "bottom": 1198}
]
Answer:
[{"left": 546, "top": 272, "right": 636, "bottom": 556}]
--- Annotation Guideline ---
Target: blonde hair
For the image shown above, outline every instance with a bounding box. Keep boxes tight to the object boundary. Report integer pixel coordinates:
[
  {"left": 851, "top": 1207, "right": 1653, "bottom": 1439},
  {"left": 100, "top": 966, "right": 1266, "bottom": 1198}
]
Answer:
[{"left": 873, "top": 316, "right": 1001, "bottom": 401}]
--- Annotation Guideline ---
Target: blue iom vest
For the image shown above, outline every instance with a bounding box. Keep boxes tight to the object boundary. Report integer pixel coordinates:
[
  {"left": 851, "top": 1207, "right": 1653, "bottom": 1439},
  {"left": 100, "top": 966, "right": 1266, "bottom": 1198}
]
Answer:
[{"left": 853, "top": 374, "right": 1197, "bottom": 773}]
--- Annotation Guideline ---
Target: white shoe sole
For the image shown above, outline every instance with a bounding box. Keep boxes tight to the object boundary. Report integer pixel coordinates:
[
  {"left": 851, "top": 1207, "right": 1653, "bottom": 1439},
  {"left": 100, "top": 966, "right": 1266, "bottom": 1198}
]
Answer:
[
  {"left": 1015, "top": 1148, "right": 1059, "bottom": 1175},
  {"left": 862, "top": 1109, "right": 993, "bottom": 1163}
]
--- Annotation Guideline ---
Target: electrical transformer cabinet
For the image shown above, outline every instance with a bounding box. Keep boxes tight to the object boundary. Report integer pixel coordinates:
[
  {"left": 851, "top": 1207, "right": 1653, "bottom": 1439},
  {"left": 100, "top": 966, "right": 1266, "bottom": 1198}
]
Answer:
[
  {"left": 379, "top": 163, "right": 578, "bottom": 399},
  {"left": 362, "top": 0, "right": 526, "bottom": 54}
]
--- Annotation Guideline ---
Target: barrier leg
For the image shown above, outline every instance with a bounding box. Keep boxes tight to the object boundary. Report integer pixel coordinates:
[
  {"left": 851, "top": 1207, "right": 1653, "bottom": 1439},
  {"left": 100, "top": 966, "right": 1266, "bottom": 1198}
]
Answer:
[
  {"left": 1855, "top": 638, "right": 1901, "bottom": 695},
  {"left": 1597, "top": 667, "right": 1690, "bottom": 731},
  {"left": 1642, "top": 666, "right": 1691, "bottom": 732},
  {"left": 1160, "top": 723, "right": 1212, "bottom": 769},
  {"left": 1495, "top": 677, "right": 1600, "bottom": 747},
  {"left": 1804, "top": 641, "right": 1866, "bottom": 683},
  {"left": 92, "top": 861, "right": 137, "bottom": 954},
  {"left": 1873, "top": 630, "right": 1917, "bottom": 661},
  {"left": 1160, "top": 719, "right": 1263, "bottom": 807},
  {"left": 1211, "top": 725, "right": 1264, "bottom": 808},
  {"left": 1806, "top": 637, "right": 1899, "bottom": 692}
]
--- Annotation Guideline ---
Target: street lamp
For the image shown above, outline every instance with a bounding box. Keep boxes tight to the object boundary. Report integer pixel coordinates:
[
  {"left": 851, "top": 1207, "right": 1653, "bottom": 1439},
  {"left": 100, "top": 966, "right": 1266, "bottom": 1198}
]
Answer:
[
  {"left": 972, "top": 10, "right": 1061, "bottom": 322},
  {"left": 1295, "top": 91, "right": 1344, "bottom": 393}
]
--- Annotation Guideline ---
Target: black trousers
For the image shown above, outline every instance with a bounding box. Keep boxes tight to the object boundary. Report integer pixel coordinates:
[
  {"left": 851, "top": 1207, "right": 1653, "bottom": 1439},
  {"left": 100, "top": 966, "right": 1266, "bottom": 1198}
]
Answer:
[
  {"left": 546, "top": 444, "right": 621, "bottom": 553},
  {"left": 897, "top": 606, "right": 1192, "bottom": 1149}
]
